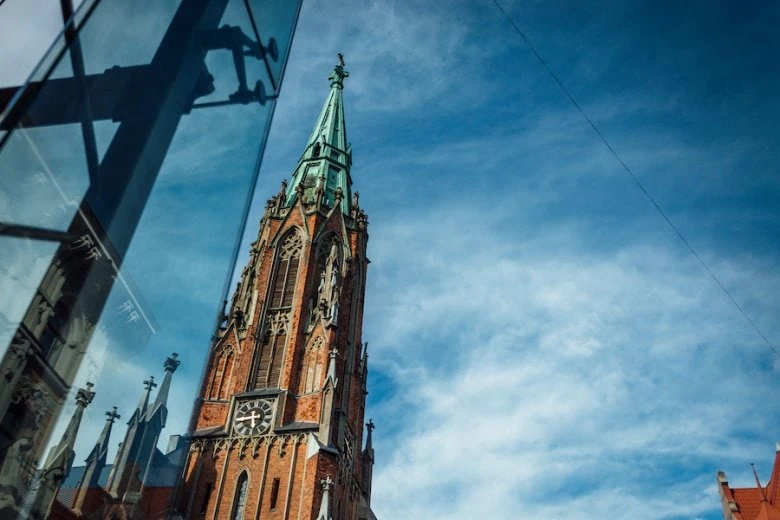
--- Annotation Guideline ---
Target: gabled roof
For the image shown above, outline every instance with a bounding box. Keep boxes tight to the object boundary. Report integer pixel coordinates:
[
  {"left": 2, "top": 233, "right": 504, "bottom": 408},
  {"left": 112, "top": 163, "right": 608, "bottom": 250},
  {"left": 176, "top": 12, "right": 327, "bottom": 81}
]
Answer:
[{"left": 720, "top": 446, "right": 780, "bottom": 520}]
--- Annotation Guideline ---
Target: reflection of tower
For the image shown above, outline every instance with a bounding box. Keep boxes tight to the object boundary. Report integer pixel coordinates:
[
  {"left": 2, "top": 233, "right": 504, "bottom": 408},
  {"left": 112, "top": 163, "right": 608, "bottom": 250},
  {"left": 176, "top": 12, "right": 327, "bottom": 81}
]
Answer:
[
  {"left": 0, "top": 383, "right": 96, "bottom": 519},
  {"left": 178, "top": 57, "right": 378, "bottom": 520},
  {"left": 0, "top": 215, "right": 155, "bottom": 517},
  {"left": 38, "top": 353, "right": 186, "bottom": 519},
  {"left": 107, "top": 353, "right": 180, "bottom": 503},
  {"left": 71, "top": 406, "right": 120, "bottom": 514}
]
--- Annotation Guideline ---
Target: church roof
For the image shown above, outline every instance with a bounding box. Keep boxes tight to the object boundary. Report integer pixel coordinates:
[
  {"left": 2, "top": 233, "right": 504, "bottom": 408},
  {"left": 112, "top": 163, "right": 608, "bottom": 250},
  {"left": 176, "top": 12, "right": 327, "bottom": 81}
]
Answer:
[
  {"left": 720, "top": 446, "right": 780, "bottom": 520},
  {"left": 56, "top": 439, "right": 188, "bottom": 509}
]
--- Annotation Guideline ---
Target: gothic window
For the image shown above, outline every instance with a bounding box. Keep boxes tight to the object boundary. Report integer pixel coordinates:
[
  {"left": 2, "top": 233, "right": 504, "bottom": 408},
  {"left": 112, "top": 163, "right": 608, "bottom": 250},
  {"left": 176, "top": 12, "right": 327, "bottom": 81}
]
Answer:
[
  {"left": 302, "top": 336, "right": 323, "bottom": 394},
  {"left": 230, "top": 471, "right": 249, "bottom": 520},
  {"left": 218, "top": 351, "right": 234, "bottom": 400},
  {"left": 209, "top": 345, "right": 234, "bottom": 400},
  {"left": 271, "top": 231, "right": 302, "bottom": 309},
  {"left": 254, "top": 230, "right": 301, "bottom": 389},
  {"left": 312, "top": 142, "right": 321, "bottom": 157},
  {"left": 309, "top": 234, "right": 342, "bottom": 325}
]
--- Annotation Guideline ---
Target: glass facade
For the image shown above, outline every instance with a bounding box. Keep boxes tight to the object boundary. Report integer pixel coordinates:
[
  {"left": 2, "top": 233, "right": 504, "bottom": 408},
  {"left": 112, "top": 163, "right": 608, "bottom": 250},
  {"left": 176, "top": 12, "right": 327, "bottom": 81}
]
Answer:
[{"left": 0, "top": 0, "right": 302, "bottom": 517}]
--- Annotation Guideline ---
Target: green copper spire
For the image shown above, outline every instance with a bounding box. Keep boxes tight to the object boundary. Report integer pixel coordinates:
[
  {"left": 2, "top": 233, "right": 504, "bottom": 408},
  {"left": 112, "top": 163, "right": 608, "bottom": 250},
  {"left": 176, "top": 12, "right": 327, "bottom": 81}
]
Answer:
[{"left": 286, "top": 54, "right": 353, "bottom": 214}]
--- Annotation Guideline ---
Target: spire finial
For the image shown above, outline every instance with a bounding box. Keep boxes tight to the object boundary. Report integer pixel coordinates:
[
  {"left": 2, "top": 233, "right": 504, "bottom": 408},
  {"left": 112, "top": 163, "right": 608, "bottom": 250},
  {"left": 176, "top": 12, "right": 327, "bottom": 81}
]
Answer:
[
  {"left": 76, "top": 382, "right": 96, "bottom": 407},
  {"left": 144, "top": 376, "right": 157, "bottom": 391},
  {"left": 105, "top": 407, "right": 121, "bottom": 423},
  {"left": 163, "top": 352, "right": 181, "bottom": 373},
  {"left": 329, "top": 53, "right": 349, "bottom": 87},
  {"left": 367, "top": 419, "right": 375, "bottom": 433}
]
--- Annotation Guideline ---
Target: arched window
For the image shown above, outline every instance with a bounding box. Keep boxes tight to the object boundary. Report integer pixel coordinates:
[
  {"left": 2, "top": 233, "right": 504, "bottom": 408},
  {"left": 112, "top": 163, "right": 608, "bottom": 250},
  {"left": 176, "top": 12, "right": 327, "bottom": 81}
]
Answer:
[
  {"left": 254, "top": 230, "right": 301, "bottom": 389},
  {"left": 308, "top": 234, "right": 342, "bottom": 325},
  {"left": 230, "top": 471, "right": 249, "bottom": 520},
  {"left": 302, "top": 336, "right": 323, "bottom": 394},
  {"left": 271, "top": 231, "right": 302, "bottom": 309},
  {"left": 208, "top": 345, "right": 233, "bottom": 400},
  {"left": 218, "top": 351, "right": 233, "bottom": 400}
]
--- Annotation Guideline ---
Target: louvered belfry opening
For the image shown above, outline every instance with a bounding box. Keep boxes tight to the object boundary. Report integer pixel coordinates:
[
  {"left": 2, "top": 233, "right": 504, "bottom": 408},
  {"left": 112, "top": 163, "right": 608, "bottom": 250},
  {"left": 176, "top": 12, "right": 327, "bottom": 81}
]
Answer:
[{"left": 254, "top": 230, "right": 302, "bottom": 389}]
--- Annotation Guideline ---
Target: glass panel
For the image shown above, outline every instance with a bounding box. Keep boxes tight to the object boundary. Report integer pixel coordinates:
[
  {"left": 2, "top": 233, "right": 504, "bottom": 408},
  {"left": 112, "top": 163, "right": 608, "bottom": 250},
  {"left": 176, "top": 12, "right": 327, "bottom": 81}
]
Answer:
[
  {"left": 0, "top": 0, "right": 301, "bottom": 517},
  {"left": 244, "top": 0, "right": 303, "bottom": 92}
]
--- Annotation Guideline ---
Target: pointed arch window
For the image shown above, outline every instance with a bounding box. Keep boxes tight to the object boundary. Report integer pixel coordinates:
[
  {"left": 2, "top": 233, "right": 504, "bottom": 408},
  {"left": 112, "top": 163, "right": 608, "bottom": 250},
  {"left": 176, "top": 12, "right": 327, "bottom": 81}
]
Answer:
[
  {"left": 302, "top": 336, "right": 324, "bottom": 394},
  {"left": 254, "top": 230, "right": 301, "bottom": 389},
  {"left": 230, "top": 471, "right": 249, "bottom": 520},
  {"left": 271, "top": 230, "right": 302, "bottom": 309},
  {"left": 208, "top": 345, "right": 234, "bottom": 400},
  {"left": 308, "top": 234, "right": 342, "bottom": 325}
]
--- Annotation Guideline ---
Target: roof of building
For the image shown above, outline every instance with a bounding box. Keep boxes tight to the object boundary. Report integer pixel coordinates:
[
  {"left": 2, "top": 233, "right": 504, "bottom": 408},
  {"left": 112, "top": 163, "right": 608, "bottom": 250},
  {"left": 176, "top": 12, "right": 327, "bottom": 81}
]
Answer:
[
  {"left": 55, "top": 444, "right": 185, "bottom": 509},
  {"left": 719, "top": 446, "right": 780, "bottom": 520}
]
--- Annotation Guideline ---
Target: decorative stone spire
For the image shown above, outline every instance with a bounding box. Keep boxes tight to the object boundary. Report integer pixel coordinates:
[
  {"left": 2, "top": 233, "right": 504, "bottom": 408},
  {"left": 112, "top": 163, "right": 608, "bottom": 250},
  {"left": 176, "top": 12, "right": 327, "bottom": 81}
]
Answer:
[
  {"left": 149, "top": 352, "right": 180, "bottom": 421},
  {"left": 72, "top": 406, "right": 120, "bottom": 512},
  {"left": 326, "top": 348, "right": 339, "bottom": 386},
  {"left": 43, "top": 383, "right": 95, "bottom": 475},
  {"left": 108, "top": 354, "right": 180, "bottom": 501},
  {"left": 364, "top": 419, "right": 375, "bottom": 461},
  {"left": 359, "top": 342, "right": 369, "bottom": 394},
  {"left": 133, "top": 376, "right": 156, "bottom": 421},
  {"left": 362, "top": 419, "right": 375, "bottom": 503},
  {"left": 285, "top": 54, "right": 353, "bottom": 214},
  {"left": 316, "top": 475, "right": 334, "bottom": 520},
  {"left": 34, "top": 383, "right": 95, "bottom": 518}
]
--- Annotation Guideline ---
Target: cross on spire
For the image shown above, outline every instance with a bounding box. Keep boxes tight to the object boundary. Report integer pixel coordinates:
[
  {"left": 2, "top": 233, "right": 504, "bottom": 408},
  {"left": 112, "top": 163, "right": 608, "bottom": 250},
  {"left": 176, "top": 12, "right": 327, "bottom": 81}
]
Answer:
[
  {"left": 105, "top": 407, "right": 121, "bottom": 423},
  {"left": 329, "top": 53, "right": 349, "bottom": 87},
  {"left": 320, "top": 475, "right": 334, "bottom": 490},
  {"left": 163, "top": 352, "right": 181, "bottom": 372},
  {"left": 144, "top": 376, "right": 157, "bottom": 391},
  {"left": 366, "top": 419, "right": 375, "bottom": 433}
]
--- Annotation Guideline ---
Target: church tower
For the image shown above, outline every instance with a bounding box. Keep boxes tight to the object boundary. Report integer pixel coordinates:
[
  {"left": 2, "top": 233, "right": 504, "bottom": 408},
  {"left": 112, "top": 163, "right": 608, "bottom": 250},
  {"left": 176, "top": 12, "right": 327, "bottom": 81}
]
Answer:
[{"left": 179, "top": 56, "right": 377, "bottom": 520}]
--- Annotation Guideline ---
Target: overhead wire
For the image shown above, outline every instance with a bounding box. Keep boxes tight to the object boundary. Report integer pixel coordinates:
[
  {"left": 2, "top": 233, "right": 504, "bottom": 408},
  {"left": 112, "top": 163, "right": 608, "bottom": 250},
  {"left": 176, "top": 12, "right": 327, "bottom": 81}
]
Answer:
[{"left": 490, "top": 0, "right": 780, "bottom": 360}]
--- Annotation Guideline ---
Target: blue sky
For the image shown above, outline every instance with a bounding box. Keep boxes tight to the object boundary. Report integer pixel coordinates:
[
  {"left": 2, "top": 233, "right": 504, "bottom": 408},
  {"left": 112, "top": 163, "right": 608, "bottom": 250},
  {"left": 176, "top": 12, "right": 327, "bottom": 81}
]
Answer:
[
  {"left": 3, "top": 0, "right": 780, "bottom": 518},
  {"left": 250, "top": 1, "right": 780, "bottom": 518}
]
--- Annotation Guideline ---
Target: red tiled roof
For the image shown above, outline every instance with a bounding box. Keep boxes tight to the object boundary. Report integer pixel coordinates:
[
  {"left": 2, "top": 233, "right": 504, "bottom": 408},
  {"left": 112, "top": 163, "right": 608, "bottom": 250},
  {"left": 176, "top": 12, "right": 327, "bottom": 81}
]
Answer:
[
  {"left": 756, "top": 502, "right": 780, "bottom": 520},
  {"left": 733, "top": 488, "right": 766, "bottom": 520},
  {"left": 725, "top": 448, "right": 780, "bottom": 520},
  {"left": 768, "top": 450, "right": 780, "bottom": 504}
]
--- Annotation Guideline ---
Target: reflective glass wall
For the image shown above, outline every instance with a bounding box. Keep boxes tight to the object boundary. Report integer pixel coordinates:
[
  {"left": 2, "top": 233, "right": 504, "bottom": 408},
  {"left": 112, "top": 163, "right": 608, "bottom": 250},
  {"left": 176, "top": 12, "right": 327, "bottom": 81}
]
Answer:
[{"left": 0, "top": 0, "right": 301, "bottom": 517}]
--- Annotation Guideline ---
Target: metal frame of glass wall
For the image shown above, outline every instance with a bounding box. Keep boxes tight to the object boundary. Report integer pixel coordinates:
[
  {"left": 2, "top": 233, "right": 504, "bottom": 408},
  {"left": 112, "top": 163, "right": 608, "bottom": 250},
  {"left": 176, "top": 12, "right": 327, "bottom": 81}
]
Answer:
[{"left": 0, "top": 0, "right": 302, "bottom": 517}]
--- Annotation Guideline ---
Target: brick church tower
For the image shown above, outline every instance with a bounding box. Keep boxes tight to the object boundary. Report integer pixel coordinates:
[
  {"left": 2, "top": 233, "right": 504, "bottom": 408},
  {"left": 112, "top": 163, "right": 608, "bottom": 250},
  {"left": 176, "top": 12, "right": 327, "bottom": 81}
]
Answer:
[{"left": 177, "top": 56, "right": 377, "bottom": 520}]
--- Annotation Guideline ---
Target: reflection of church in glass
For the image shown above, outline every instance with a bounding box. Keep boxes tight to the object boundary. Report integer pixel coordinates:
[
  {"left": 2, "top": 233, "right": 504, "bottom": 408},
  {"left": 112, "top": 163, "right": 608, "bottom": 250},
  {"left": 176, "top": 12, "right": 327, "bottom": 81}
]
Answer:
[{"left": 48, "top": 353, "right": 185, "bottom": 519}]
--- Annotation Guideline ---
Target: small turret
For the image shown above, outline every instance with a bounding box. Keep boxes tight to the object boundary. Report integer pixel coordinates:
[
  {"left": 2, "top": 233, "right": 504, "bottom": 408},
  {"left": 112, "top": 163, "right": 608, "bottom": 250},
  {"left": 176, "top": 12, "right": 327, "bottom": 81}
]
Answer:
[
  {"left": 316, "top": 475, "right": 334, "bottom": 520},
  {"left": 363, "top": 419, "right": 375, "bottom": 503},
  {"left": 72, "top": 407, "right": 120, "bottom": 513},
  {"left": 32, "top": 383, "right": 95, "bottom": 518}
]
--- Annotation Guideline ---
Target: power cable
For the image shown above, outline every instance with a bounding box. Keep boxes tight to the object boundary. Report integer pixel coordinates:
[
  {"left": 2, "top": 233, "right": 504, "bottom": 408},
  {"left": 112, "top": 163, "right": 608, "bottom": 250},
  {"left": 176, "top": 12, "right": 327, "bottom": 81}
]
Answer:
[{"left": 490, "top": 0, "right": 779, "bottom": 360}]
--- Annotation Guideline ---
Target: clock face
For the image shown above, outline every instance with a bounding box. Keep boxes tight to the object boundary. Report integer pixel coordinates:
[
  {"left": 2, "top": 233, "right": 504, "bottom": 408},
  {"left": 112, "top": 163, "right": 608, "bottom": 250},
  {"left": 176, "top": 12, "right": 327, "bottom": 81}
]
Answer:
[{"left": 232, "top": 399, "right": 273, "bottom": 437}]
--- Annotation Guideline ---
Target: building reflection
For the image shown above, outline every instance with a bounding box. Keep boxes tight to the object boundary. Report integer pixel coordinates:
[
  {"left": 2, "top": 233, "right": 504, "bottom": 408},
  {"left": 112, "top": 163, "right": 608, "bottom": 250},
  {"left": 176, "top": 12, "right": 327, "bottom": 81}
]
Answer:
[{"left": 0, "top": 0, "right": 302, "bottom": 518}]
